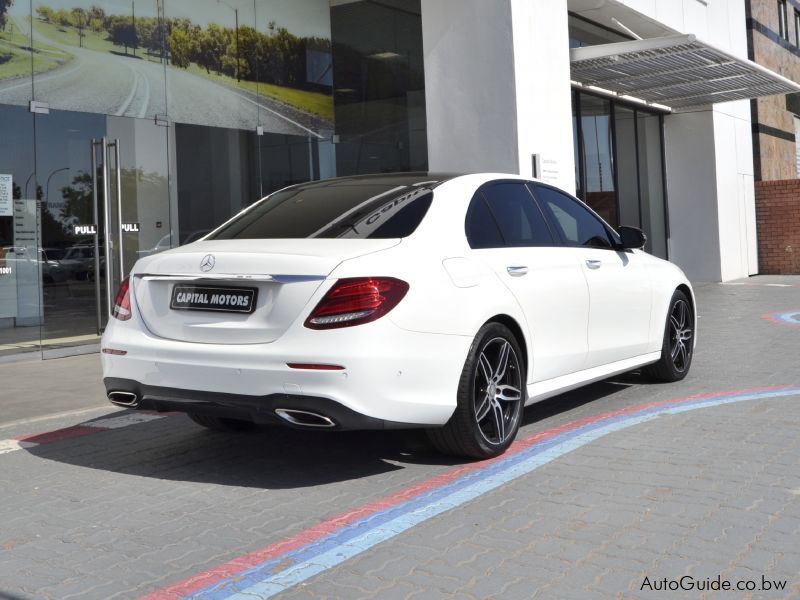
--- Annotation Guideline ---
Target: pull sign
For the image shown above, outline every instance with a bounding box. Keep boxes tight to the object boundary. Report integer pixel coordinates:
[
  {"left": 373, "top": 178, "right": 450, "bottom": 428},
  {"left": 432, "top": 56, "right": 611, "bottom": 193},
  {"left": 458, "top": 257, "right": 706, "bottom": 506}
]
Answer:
[
  {"left": 122, "top": 222, "right": 140, "bottom": 233},
  {"left": 74, "top": 224, "right": 97, "bottom": 236}
]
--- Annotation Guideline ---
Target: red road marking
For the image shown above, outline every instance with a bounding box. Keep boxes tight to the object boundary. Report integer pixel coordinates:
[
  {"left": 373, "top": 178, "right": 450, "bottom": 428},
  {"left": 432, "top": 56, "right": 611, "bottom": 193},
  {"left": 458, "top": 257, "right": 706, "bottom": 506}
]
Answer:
[
  {"left": 143, "top": 385, "right": 785, "bottom": 600},
  {"left": 16, "top": 425, "right": 106, "bottom": 444}
]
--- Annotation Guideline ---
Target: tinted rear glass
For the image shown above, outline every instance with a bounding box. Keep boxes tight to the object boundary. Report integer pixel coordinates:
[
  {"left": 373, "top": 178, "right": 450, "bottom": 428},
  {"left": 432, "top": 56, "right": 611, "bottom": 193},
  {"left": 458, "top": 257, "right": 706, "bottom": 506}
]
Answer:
[{"left": 210, "top": 179, "right": 437, "bottom": 240}]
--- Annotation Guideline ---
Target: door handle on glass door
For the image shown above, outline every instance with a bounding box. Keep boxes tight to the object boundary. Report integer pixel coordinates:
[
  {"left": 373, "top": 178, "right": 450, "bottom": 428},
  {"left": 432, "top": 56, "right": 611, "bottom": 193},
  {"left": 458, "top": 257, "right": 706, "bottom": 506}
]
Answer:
[
  {"left": 507, "top": 266, "right": 528, "bottom": 277},
  {"left": 585, "top": 259, "right": 602, "bottom": 270}
]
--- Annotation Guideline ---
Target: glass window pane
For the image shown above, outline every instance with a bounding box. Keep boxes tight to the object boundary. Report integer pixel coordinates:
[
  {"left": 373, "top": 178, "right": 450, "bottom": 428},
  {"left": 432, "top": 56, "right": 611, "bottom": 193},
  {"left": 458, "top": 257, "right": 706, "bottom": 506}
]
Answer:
[
  {"left": 482, "top": 183, "right": 554, "bottom": 247},
  {"left": 0, "top": 106, "right": 39, "bottom": 357},
  {"left": 329, "top": 0, "right": 426, "bottom": 175},
  {"left": 29, "top": 1, "right": 167, "bottom": 120},
  {"left": 580, "top": 94, "right": 616, "bottom": 226},
  {"left": 466, "top": 197, "right": 505, "bottom": 249},
  {"left": 0, "top": 0, "right": 33, "bottom": 107},
  {"left": 573, "top": 92, "right": 582, "bottom": 199},
  {"left": 568, "top": 15, "right": 630, "bottom": 48},
  {"left": 534, "top": 185, "right": 615, "bottom": 249},
  {"left": 637, "top": 113, "right": 668, "bottom": 258},
  {"left": 614, "top": 106, "right": 639, "bottom": 229}
]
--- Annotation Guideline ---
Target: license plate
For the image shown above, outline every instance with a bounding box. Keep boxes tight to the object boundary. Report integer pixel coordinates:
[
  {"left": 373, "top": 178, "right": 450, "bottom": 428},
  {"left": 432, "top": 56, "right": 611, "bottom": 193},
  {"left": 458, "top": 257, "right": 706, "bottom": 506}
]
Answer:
[{"left": 170, "top": 285, "right": 258, "bottom": 314}]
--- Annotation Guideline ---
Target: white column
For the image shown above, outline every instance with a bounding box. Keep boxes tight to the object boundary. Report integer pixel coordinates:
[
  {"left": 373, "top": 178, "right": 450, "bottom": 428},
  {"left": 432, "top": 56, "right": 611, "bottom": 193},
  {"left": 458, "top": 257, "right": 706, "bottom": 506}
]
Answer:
[
  {"left": 509, "top": 0, "right": 575, "bottom": 192},
  {"left": 421, "top": 0, "right": 575, "bottom": 192}
]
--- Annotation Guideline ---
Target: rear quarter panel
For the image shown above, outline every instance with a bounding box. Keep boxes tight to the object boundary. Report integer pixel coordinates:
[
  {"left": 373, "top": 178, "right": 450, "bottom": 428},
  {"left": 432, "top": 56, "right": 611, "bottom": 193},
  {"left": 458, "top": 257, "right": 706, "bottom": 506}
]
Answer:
[{"left": 327, "top": 174, "right": 532, "bottom": 365}]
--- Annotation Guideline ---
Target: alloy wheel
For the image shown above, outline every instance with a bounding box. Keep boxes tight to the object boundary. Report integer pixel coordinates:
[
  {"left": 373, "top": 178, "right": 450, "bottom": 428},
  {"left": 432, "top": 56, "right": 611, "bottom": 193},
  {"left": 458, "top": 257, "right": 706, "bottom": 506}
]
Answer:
[
  {"left": 669, "top": 299, "right": 693, "bottom": 372},
  {"left": 473, "top": 337, "right": 523, "bottom": 445}
]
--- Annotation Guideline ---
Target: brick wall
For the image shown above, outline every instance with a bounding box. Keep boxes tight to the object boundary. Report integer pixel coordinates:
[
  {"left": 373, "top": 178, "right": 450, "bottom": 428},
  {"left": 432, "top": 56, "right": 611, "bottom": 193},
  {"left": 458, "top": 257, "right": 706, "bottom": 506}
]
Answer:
[{"left": 755, "top": 180, "right": 800, "bottom": 273}]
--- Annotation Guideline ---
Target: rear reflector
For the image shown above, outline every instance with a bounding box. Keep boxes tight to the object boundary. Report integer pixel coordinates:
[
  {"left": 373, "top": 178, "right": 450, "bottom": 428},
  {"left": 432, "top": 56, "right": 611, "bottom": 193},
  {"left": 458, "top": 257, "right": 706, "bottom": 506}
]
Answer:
[
  {"left": 287, "top": 363, "right": 345, "bottom": 371},
  {"left": 304, "top": 277, "right": 409, "bottom": 330}
]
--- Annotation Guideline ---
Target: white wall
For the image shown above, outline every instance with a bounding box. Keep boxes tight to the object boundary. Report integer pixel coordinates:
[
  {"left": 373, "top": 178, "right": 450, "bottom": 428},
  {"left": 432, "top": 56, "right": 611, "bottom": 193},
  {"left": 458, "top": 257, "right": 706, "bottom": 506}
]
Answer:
[
  {"left": 421, "top": 0, "right": 519, "bottom": 174},
  {"left": 509, "top": 0, "right": 575, "bottom": 192},
  {"left": 663, "top": 110, "right": 723, "bottom": 282},
  {"left": 421, "top": 0, "right": 575, "bottom": 192}
]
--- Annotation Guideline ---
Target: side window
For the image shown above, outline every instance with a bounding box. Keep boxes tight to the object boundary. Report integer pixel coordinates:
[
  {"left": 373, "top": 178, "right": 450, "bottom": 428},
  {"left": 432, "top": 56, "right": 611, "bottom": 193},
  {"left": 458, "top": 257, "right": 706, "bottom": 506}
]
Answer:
[
  {"left": 482, "top": 183, "right": 554, "bottom": 247},
  {"left": 466, "top": 195, "right": 505, "bottom": 249},
  {"left": 533, "top": 185, "right": 616, "bottom": 249}
]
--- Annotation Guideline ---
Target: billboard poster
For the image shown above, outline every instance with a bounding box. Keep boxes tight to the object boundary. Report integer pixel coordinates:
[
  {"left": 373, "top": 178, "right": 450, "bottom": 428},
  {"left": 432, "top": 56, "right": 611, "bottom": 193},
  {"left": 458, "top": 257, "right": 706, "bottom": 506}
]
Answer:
[{"left": 0, "top": 0, "right": 333, "bottom": 136}]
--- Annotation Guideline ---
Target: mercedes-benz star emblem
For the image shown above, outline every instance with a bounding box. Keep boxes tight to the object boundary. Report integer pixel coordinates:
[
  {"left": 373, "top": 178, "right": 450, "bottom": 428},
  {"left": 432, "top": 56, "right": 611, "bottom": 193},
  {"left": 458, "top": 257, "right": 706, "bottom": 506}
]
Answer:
[{"left": 200, "top": 254, "right": 216, "bottom": 272}]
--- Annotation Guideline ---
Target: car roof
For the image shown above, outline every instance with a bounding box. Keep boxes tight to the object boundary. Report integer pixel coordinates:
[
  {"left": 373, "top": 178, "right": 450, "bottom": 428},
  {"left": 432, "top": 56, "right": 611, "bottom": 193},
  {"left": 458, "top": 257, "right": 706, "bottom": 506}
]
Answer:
[{"left": 284, "top": 172, "right": 462, "bottom": 192}]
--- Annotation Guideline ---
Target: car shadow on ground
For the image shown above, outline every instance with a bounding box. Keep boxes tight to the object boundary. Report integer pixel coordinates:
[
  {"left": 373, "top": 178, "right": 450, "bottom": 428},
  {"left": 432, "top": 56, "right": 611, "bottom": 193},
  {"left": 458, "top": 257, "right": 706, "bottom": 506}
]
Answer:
[{"left": 23, "top": 377, "right": 640, "bottom": 490}]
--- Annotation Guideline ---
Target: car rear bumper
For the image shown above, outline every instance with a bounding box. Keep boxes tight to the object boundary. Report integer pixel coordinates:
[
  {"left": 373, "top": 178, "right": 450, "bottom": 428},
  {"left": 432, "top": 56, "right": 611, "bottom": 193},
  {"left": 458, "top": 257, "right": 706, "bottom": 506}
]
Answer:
[
  {"left": 103, "top": 378, "right": 419, "bottom": 430},
  {"left": 100, "top": 317, "right": 471, "bottom": 427}
]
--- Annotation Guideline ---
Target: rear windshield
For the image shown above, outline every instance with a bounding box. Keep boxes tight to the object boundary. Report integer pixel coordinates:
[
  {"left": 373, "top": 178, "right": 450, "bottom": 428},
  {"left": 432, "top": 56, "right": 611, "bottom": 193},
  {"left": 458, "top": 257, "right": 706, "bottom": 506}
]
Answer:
[{"left": 209, "top": 181, "right": 434, "bottom": 240}]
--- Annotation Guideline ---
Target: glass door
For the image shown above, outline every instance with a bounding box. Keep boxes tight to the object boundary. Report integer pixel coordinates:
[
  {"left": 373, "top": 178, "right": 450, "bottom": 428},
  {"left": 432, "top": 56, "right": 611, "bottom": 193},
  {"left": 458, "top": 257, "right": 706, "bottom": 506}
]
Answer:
[{"left": 36, "top": 110, "right": 173, "bottom": 358}]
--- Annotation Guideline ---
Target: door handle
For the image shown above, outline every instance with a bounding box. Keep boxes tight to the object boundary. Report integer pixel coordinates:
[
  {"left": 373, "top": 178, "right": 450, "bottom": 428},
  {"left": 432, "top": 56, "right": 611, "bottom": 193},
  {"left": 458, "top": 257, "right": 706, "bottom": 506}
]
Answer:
[
  {"left": 507, "top": 266, "right": 529, "bottom": 277},
  {"left": 585, "top": 259, "right": 602, "bottom": 270}
]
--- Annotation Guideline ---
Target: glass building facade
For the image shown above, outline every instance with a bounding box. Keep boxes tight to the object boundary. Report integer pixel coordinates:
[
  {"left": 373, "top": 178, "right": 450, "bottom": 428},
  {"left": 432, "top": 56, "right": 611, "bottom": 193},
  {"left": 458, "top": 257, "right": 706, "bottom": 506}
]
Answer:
[
  {"left": 0, "top": 0, "right": 426, "bottom": 358},
  {"left": 569, "top": 13, "right": 669, "bottom": 259}
]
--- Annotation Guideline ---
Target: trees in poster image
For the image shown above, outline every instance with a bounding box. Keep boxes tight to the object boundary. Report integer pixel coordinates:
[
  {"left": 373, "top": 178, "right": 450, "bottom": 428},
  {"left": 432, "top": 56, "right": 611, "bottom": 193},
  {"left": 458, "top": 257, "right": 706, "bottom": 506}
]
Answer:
[
  {"left": 0, "top": 0, "right": 14, "bottom": 30},
  {"left": 34, "top": 4, "right": 331, "bottom": 92}
]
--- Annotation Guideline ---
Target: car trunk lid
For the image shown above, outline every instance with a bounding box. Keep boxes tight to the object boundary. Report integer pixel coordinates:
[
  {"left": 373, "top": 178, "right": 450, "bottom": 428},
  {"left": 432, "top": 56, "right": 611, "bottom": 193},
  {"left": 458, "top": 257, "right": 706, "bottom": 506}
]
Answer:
[{"left": 132, "top": 239, "right": 399, "bottom": 344}]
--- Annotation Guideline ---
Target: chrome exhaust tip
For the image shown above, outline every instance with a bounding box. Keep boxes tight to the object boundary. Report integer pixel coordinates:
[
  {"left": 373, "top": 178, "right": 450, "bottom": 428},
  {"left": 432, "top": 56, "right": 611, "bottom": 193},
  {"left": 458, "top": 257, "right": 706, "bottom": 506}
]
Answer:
[
  {"left": 108, "top": 391, "right": 139, "bottom": 408},
  {"left": 275, "top": 408, "right": 336, "bottom": 428}
]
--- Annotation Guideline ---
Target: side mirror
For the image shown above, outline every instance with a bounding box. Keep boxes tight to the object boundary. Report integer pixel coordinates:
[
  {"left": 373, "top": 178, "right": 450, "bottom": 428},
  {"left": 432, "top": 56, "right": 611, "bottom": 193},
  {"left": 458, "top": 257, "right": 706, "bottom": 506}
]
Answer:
[{"left": 618, "top": 226, "right": 647, "bottom": 250}]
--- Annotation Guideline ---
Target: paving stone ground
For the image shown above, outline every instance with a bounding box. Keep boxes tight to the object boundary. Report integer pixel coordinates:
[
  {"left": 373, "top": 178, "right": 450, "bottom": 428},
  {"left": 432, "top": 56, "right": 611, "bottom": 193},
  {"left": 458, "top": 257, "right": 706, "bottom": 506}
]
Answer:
[{"left": 0, "top": 276, "right": 799, "bottom": 599}]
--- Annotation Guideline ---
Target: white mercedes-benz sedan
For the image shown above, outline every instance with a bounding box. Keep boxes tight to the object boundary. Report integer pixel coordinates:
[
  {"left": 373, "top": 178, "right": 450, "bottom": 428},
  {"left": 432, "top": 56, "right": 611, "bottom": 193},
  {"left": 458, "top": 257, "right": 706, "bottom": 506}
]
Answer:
[{"left": 102, "top": 173, "right": 696, "bottom": 458}]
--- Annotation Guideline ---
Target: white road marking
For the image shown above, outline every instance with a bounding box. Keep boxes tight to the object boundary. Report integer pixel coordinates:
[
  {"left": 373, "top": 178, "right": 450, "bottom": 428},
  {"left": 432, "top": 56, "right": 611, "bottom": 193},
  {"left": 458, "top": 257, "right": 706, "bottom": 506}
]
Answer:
[
  {"left": 138, "top": 67, "right": 151, "bottom": 118},
  {"left": 0, "top": 440, "right": 38, "bottom": 455},
  {"left": 234, "top": 90, "right": 324, "bottom": 138},
  {"left": 765, "top": 284, "right": 792, "bottom": 287},
  {"left": 116, "top": 65, "right": 139, "bottom": 116},
  {"left": 0, "top": 333, "right": 100, "bottom": 351},
  {"left": 0, "top": 412, "right": 170, "bottom": 456},
  {"left": 84, "top": 412, "right": 165, "bottom": 429},
  {"left": 0, "top": 406, "right": 118, "bottom": 432}
]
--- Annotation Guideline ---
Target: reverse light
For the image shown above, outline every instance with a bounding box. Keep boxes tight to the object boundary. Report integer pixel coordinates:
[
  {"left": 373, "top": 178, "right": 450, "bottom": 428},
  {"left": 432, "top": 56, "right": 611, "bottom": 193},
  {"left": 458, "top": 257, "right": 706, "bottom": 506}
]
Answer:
[
  {"left": 112, "top": 277, "right": 132, "bottom": 321},
  {"left": 304, "top": 277, "right": 409, "bottom": 330}
]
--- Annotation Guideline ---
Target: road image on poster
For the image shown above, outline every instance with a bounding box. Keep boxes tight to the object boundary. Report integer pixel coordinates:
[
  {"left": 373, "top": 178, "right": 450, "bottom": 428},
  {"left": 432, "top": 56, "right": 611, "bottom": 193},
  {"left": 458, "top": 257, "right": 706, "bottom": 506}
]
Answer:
[{"left": 0, "top": 0, "right": 332, "bottom": 135}]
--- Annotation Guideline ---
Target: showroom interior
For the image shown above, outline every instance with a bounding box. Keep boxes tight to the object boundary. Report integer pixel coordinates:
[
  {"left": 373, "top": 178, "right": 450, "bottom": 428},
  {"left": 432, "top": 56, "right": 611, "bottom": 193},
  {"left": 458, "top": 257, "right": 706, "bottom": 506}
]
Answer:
[{"left": 0, "top": 0, "right": 797, "bottom": 359}]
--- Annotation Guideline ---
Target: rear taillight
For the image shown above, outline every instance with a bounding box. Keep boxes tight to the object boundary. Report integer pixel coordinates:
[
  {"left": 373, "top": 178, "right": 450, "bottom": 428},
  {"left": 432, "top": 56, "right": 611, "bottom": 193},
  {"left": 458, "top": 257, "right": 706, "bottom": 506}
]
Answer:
[
  {"left": 304, "top": 277, "right": 409, "bottom": 330},
  {"left": 112, "top": 277, "right": 131, "bottom": 321}
]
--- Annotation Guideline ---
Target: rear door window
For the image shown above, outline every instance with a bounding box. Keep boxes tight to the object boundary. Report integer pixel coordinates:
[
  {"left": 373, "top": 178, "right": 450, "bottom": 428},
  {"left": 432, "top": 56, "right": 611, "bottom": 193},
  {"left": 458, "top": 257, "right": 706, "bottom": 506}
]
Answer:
[{"left": 468, "top": 182, "right": 555, "bottom": 248}]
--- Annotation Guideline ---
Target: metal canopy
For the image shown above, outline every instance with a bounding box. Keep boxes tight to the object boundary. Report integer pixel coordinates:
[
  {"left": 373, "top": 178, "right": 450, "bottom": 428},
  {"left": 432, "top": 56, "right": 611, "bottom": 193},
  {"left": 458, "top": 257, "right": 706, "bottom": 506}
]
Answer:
[{"left": 570, "top": 34, "right": 800, "bottom": 111}]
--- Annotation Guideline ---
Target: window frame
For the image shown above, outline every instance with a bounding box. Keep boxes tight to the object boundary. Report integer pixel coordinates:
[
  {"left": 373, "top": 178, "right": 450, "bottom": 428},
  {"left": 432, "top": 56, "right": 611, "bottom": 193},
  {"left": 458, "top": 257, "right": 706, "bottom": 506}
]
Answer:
[
  {"left": 464, "top": 179, "right": 560, "bottom": 250},
  {"left": 794, "top": 8, "right": 800, "bottom": 46},
  {"left": 779, "top": 0, "right": 789, "bottom": 40},
  {"left": 528, "top": 182, "right": 624, "bottom": 252}
]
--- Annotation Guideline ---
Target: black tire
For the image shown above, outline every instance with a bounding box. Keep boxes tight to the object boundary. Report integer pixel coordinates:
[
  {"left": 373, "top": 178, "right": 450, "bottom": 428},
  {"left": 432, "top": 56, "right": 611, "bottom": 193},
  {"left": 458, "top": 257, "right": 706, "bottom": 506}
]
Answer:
[
  {"left": 643, "top": 289, "right": 695, "bottom": 382},
  {"left": 188, "top": 413, "right": 258, "bottom": 432},
  {"left": 427, "top": 322, "right": 526, "bottom": 459}
]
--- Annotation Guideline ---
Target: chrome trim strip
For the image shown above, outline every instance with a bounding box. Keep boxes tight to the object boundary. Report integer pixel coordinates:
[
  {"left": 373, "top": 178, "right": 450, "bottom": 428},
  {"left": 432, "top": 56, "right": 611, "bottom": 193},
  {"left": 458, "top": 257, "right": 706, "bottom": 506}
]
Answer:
[{"left": 134, "top": 273, "right": 326, "bottom": 283}]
